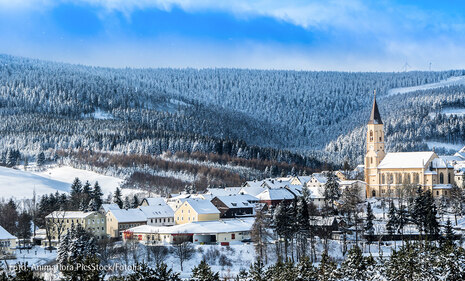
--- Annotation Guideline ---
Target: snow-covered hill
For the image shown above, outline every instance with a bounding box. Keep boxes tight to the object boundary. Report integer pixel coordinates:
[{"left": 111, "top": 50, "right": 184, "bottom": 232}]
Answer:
[
  {"left": 0, "top": 165, "right": 132, "bottom": 199},
  {"left": 0, "top": 167, "right": 69, "bottom": 199},
  {"left": 31, "top": 166, "right": 124, "bottom": 197},
  {"left": 387, "top": 75, "right": 465, "bottom": 96}
]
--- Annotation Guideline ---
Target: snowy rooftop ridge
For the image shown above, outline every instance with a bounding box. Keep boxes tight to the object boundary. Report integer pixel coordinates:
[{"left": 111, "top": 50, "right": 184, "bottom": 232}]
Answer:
[
  {"left": 138, "top": 205, "right": 174, "bottom": 218},
  {"left": 0, "top": 225, "right": 16, "bottom": 240},
  {"left": 213, "top": 194, "right": 257, "bottom": 208},
  {"left": 109, "top": 209, "right": 147, "bottom": 223},
  {"left": 378, "top": 151, "right": 436, "bottom": 169},
  {"left": 184, "top": 199, "right": 220, "bottom": 214},
  {"left": 45, "top": 211, "right": 97, "bottom": 219},
  {"left": 128, "top": 217, "right": 254, "bottom": 235}
]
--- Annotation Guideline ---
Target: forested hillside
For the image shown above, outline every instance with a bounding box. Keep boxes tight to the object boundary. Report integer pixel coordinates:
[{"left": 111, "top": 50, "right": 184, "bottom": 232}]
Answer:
[{"left": 1, "top": 54, "right": 465, "bottom": 170}]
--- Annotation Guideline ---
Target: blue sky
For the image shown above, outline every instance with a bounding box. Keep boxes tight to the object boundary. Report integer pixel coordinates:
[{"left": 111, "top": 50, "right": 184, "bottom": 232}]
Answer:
[{"left": 0, "top": 0, "right": 465, "bottom": 71}]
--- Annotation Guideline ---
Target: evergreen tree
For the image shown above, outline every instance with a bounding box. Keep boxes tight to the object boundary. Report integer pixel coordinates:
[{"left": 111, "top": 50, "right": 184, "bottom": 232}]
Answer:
[
  {"left": 69, "top": 178, "right": 82, "bottom": 210},
  {"left": 296, "top": 196, "right": 310, "bottom": 259},
  {"left": 323, "top": 172, "right": 341, "bottom": 213},
  {"left": 131, "top": 195, "right": 140, "bottom": 208},
  {"left": 443, "top": 218, "right": 455, "bottom": 247},
  {"left": 338, "top": 246, "right": 375, "bottom": 281},
  {"left": 16, "top": 211, "right": 32, "bottom": 248},
  {"left": 295, "top": 256, "right": 317, "bottom": 281},
  {"left": 36, "top": 151, "right": 45, "bottom": 167},
  {"left": 125, "top": 262, "right": 181, "bottom": 281},
  {"left": 113, "top": 187, "right": 123, "bottom": 209},
  {"left": 365, "top": 202, "right": 375, "bottom": 236},
  {"left": 81, "top": 181, "right": 92, "bottom": 209},
  {"left": 123, "top": 196, "right": 131, "bottom": 209},
  {"left": 191, "top": 260, "right": 220, "bottom": 281},
  {"left": 386, "top": 201, "right": 397, "bottom": 235},
  {"left": 249, "top": 259, "right": 266, "bottom": 281},
  {"left": 92, "top": 181, "right": 104, "bottom": 210},
  {"left": 6, "top": 149, "right": 16, "bottom": 167},
  {"left": 317, "top": 251, "right": 339, "bottom": 281}
]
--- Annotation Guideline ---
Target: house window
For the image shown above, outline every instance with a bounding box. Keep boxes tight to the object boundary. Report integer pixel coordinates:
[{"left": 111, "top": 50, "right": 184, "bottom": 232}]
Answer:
[
  {"left": 436, "top": 191, "right": 439, "bottom": 196},
  {"left": 231, "top": 234, "right": 235, "bottom": 240}
]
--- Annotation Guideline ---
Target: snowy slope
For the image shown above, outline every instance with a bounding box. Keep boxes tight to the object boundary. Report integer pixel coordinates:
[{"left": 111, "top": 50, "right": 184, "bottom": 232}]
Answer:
[
  {"left": 387, "top": 75, "right": 465, "bottom": 96},
  {"left": 0, "top": 167, "right": 69, "bottom": 199},
  {"left": 32, "top": 166, "right": 124, "bottom": 197}
]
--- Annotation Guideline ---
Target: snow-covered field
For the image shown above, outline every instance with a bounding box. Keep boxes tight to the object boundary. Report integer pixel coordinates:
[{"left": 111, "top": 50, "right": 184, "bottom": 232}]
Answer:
[
  {"left": 387, "top": 75, "right": 465, "bottom": 96},
  {"left": 0, "top": 166, "right": 69, "bottom": 199},
  {"left": 32, "top": 166, "right": 125, "bottom": 197},
  {"left": 426, "top": 141, "right": 464, "bottom": 151},
  {"left": 0, "top": 165, "right": 140, "bottom": 199}
]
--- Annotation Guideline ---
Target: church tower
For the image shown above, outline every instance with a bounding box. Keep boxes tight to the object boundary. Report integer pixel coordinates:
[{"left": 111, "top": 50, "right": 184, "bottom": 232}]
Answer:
[{"left": 364, "top": 92, "right": 385, "bottom": 197}]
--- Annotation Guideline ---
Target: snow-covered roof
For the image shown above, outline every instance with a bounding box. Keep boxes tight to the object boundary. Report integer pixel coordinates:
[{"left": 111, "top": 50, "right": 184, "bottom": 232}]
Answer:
[
  {"left": 378, "top": 151, "right": 436, "bottom": 169},
  {"left": 109, "top": 209, "right": 147, "bottom": 223},
  {"left": 206, "top": 187, "right": 242, "bottom": 197},
  {"left": 138, "top": 205, "right": 174, "bottom": 219},
  {"left": 256, "top": 188, "right": 295, "bottom": 201},
  {"left": 184, "top": 199, "right": 220, "bottom": 214},
  {"left": 46, "top": 211, "right": 96, "bottom": 219},
  {"left": 101, "top": 203, "right": 120, "bottom": 213},
  {"left": 292, "top": 176, "right": 312, "bottom": 185},
  {"left": 0, "top": 225, "right": 16, "bottom": 240},
  {"left": 239, "top": 186, "right": 266, "bottom": 196},
  {"left": 142, "top": 197, "right": 167, "bottom": 206},
  {"left": 286, "top": 185, "right": 303, "bottom": 196},
  {"left": 431, "top": 157, "right": 456, "bottom": 169},
  {"left": 263, "top": 179, "right": 290, "bottom": 189},
  {"left": 128, "top": 217, "right": 254, "bottom": 235},
  {"left": 311, "top": 173, "right": 328, "bottom": 184},
  {"left": 213, "top": 195, "right": 257, "bottom": 208},
  {"left": 433, "top": 184, "right": 453, "bottom": 190},
  {"left": 243, "top": 180, "right": 264, "bottom": 188}
]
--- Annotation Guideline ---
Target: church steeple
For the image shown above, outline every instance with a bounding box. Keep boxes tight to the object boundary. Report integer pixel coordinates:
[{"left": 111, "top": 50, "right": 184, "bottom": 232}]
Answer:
[
  {"left": 368, "top": 91, "right": 383, "bottom": 124},
  {"left": 365, "top": 90, "right": 385, "bottom": 198}
]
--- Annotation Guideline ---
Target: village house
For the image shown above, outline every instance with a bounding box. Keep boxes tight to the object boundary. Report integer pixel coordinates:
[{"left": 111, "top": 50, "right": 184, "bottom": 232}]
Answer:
[
  {"left": 44, "top": 211, "right": 106, "bottom": 247},
  {"left": 124, "top": 217, "right": 254, "bottom": 245},
  {"left": 210, "top": 194, "right": 256, "bottom": 218},
  {"left": 0, "top": 225, "right": 17, "bottom": 258},
  {"left": 106, "top": 208, "right": 147, "bottom": 238},
  {"left": 255, "top": 187, "right": 296, "bottom": 207},
  {"left": 140, "top": 197, "right": 167, "bottom": 207},
  {"left": 139, "top": 205, "right": 175, "bottom": 226},
  {"left": 174, "top": 199, "right": 220, "bottom": 225}
]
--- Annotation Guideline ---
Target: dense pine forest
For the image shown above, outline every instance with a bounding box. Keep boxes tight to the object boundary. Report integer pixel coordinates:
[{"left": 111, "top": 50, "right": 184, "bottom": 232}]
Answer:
[{"left": 1, "top": 54, "right": 465, "bottom": 173}]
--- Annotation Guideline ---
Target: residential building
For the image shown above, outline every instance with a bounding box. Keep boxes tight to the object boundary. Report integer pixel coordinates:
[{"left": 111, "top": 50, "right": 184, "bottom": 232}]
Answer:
[
  {"left": 44, "top": 211, "right": 106, "bottom": 247},
  {"left": 0, "top": 225, "right": 16, "bottom": 257},
  {"left": 106, "top": 209, "right": 147, "bottom": 238},
  {"left": 174, "top": 199, "right": 220, "bottom": 225},
  {"left": 211, "top": 195, "right": 256, "bottom": 218},
  {"left": 139, "top": 205, "right": 175, "bottom": 226}
]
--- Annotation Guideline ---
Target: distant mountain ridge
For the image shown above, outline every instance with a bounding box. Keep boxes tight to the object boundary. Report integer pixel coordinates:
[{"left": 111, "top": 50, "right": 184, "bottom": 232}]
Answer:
[{"left": 1, "top": 54, "right": 465, "bottom": 166}]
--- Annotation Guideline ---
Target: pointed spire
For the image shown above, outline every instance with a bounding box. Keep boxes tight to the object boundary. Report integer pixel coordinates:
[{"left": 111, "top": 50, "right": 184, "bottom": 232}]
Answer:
[{"left": 368, "top": 90, "right": 383, "bottom": 124}]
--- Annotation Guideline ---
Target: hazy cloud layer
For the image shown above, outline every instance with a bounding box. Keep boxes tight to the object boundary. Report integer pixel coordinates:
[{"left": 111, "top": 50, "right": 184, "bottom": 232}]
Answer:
[{"left": 0, "top": 0, "right": 464, "bottom": 71}]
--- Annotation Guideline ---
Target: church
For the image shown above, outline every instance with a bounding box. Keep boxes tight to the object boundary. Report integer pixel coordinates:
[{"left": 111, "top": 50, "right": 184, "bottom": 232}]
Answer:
[{"left": 364, "top": 95, "right": 462, "bottom": 198}]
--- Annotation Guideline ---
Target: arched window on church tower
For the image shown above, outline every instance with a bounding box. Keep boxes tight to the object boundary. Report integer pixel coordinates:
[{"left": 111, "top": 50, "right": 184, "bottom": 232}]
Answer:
[
  {"left": 440, "top": 172, "right": 444, "bottom": 184},
  {"left": 448, "top": 172, "right": 451, "bottom": 184},
  {"left": 370, "top": 130, "right": 373, "bottom": 141}
]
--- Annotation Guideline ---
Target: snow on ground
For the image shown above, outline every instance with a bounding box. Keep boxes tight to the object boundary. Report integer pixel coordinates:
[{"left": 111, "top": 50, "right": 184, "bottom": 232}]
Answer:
[
  {"left": 12, "top": 247, "right": 57, "bottom": 266},
  {"left": 387, "top": 75, "right": 465, "bottom": 96},
  {"left": 81, "top": 108, "right": 114, "bottom": 120},
  {"left": 32, "top": 166, "right": 124, "bottom": 197},
  {"left": 0, "top": 166, "right": 69, "bottom": 199},
  {"left": 426, "top": 141, "right": 464, "bottom": 151},
  {"left": 30, "top": 165, "right": 143, "bottom": 198}
]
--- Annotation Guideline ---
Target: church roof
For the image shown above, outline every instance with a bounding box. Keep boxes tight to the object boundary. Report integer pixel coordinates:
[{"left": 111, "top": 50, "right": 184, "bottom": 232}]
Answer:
[
  {"left": 368, "top": 96, "right": 383, "bottom": 124},
  {"left": 378, "top": 151, "right": 436, "bottom": 169}
]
